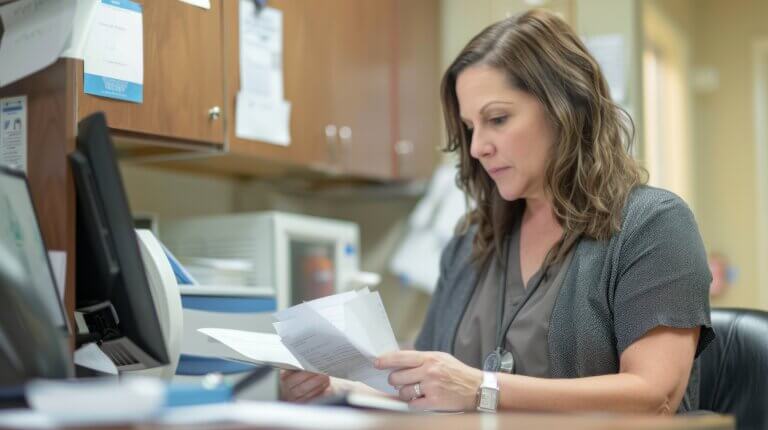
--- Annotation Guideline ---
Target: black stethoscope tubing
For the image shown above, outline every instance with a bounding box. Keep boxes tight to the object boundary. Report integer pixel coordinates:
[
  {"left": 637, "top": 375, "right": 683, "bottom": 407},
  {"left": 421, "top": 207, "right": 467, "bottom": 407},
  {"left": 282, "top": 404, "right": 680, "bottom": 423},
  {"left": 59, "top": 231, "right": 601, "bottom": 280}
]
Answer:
[{"left": 493, "top": 235, "right": 549, "bottom": 352}]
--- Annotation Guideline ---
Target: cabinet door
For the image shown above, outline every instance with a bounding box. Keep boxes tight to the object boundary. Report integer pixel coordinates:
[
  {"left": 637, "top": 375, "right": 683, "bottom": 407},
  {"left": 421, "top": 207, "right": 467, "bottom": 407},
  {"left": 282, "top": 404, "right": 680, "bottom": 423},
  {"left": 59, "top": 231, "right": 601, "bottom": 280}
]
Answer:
[
  {"left": 77, "top": 0, "right": 225, "bottom": 146},
  {"left": 297, "top": 0, "right": 349, "bottom": 172},
  {"left": 223, "top": 0, "right": 335, "bottom": 169},
  {"left": 330, "top": 0, "right": 395, "bottom": 180},
  {"left": 394, "top": 0, "right": 440, "bottom": 179}
]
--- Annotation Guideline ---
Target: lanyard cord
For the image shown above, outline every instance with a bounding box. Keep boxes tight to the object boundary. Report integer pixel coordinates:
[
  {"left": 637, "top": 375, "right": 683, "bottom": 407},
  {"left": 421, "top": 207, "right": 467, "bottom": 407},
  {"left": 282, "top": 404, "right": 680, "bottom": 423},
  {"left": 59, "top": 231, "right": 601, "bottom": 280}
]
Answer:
[{"left": 494, "top": 235, "right": 548, "bottom": 350}]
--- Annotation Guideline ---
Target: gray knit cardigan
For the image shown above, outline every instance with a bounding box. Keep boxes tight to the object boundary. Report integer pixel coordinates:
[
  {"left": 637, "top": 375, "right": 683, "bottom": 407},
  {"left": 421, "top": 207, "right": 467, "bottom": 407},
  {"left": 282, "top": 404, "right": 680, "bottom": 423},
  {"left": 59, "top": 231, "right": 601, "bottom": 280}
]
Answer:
[{"left": 415, "top": 186, "right": 715, "bottom": 412}]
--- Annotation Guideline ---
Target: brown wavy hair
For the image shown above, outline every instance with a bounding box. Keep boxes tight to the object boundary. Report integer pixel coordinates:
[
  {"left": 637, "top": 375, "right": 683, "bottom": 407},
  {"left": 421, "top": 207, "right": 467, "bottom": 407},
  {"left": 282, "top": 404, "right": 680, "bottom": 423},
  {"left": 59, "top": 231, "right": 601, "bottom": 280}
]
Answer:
[{"left": 442, "top": 9, "right": 647, "bottom": 267}]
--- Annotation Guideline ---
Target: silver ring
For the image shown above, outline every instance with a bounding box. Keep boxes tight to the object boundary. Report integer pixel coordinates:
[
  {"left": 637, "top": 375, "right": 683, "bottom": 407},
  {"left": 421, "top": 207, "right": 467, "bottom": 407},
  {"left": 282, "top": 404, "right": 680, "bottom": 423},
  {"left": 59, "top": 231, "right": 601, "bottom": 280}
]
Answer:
[{"left": 413, "top": 382, "right": 422, "bottom": 398}]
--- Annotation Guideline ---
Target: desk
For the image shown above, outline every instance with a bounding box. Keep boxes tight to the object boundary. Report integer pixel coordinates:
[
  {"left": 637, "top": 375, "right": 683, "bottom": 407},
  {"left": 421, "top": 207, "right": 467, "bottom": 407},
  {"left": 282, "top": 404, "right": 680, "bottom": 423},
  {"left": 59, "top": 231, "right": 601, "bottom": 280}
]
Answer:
[{"left": 80, "top": 411, "right": 735, "bottom": 430}]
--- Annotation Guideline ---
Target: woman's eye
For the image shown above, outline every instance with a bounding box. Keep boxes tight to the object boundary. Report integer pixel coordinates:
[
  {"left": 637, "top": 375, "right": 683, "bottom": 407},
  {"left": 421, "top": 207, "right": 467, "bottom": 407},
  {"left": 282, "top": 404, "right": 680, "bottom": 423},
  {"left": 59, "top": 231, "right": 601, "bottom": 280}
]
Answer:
[{"left": 489, "top": 116, "right": 507, "bottom": 126}]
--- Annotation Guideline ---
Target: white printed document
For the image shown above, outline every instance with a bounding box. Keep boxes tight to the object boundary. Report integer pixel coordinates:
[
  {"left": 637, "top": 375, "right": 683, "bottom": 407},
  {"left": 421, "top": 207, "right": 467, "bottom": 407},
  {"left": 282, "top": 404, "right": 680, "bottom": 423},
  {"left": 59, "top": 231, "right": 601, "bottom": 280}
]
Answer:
[
  {"left": 83, "top": 0, "right": 144, "bottom": 103},
  {"left": 239, "top": 2, "right": 283, "bottom": 100},
  {"left": 235, "top": 2, "right": 291, "bottom": 146},
  {"left": 199, "top": 289, "right": 399, "bottom": 394},
  {"left": 235, "top": 92, "right": 291, "bottom": 145},
  {"left": 0, "top": 0, "right": 76, "bottom": 87}
]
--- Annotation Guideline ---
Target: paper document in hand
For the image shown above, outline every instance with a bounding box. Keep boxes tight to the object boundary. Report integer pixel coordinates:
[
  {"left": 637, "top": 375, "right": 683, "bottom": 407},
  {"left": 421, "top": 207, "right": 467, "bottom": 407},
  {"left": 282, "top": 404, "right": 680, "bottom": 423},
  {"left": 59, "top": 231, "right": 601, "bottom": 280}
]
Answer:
[
  {"left": 274, "top": 289, "right": 366, "bottom": 331},
  {"left": 343, "top": 290, "right": 399, "bottom": 357},
  {"left": 273, "top": 290, "right": 398, "bottom": 394},
  {"left": 273, "top": 309, "right": 382, "bottom": 385},
  {"left": 200, "top": 290, "right": 399, "bottom": 394},
  {"left": 198, "top": 329, "right": 302, "bottom": 370}
]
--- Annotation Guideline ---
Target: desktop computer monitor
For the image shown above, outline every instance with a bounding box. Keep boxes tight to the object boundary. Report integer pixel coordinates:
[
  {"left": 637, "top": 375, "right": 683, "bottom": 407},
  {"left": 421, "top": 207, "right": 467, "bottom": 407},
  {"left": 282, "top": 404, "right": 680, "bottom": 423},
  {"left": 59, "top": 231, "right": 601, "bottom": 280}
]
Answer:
[
  {"left": 0, "top": 166, "right": 72, "bottom": 387},
  {"left": 0, "top": 166, "right": 70, "bottom": 333},
  {"left": 70, "top": 112, "right": 169, "bottom": 371}
]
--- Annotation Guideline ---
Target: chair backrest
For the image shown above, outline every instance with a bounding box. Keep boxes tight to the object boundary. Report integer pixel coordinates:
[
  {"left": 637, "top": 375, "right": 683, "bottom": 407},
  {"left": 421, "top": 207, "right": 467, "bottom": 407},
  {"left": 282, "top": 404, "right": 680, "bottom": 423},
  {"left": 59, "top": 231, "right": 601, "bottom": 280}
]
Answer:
[{"left": 699, "top": 308, "right": 768, "bottom": 430}]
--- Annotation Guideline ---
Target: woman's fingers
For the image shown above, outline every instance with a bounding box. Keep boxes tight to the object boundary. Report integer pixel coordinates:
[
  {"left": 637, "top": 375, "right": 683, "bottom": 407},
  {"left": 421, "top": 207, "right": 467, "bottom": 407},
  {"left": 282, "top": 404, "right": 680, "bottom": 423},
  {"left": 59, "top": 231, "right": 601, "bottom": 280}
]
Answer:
[
  {"left": 388, "top": 365, "right": 424, "bottom": 387},
  {"left": 397, "top": 383, "right": 422, "bottom": 402},
  {"left": 292, "top": 374, "right": 330, "bottom": 398},
  {"left": 295, "top": 379, "right": 331, "bottom": 403},
  {"left": 281, "top": 372, "right": 330, "bottom": 401},
  {"left": 375, "top": 351, "right": 427, "bottom": 369},
  {"left": 283, "top": 371, "right": 320, "bottom": 391},
  {"left": 280, "top": 371, "right": 331, "bottom": 402},
  {"left": 409, "top": 395, "right": 438, "bottom": 411}
]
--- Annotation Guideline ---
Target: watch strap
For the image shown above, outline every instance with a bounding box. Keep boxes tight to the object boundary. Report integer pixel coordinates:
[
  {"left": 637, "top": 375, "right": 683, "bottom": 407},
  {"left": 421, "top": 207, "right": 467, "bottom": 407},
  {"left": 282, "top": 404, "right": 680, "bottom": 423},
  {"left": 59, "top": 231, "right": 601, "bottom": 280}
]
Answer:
[
  {"left": 482, "top": 371, "right": 498, "bottom": 389},
  {"left": 476, "top": 371, "right": 500, "bottom": 412}
]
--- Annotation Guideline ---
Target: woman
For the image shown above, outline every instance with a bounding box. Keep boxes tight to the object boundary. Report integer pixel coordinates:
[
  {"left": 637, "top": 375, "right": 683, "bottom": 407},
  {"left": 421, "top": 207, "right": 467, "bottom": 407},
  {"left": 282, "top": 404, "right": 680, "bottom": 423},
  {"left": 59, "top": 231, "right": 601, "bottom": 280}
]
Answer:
[{"left": 281, "top": 9, "right": 713, "bottom": 414}]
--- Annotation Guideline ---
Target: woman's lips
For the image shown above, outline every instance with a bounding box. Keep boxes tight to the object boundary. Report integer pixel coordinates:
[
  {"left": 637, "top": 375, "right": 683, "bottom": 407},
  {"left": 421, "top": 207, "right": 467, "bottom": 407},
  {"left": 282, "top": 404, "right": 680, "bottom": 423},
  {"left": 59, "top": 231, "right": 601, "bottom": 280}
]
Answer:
[{"left": 487, "top": 166, "right": 510, "bottom": 177}]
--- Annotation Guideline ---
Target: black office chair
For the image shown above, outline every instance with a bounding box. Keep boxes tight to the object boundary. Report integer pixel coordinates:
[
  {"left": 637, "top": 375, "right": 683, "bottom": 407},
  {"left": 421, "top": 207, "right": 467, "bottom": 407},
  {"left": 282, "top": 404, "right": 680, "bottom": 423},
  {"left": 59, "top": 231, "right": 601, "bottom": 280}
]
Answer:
[{"left": 699, "top": 308, "right": 768, "bottom": 430}]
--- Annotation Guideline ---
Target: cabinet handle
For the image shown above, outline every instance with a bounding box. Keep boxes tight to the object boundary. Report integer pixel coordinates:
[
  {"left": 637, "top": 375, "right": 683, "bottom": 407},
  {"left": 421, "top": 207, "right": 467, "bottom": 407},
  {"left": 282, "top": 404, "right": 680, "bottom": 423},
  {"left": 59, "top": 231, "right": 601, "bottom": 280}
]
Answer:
[
  {"left": 395, "top": 139, "right": 415, "bottom": 178},
  {"left": 395, "top": 139, "right": 414, "bottom": 155},
  {"left": 325, "top": 124, "right": 339, "bottom": 163},
  {"left": 208, "top": 106, "right": 222, "bottom": 120},
  {"left": 325, "top": 124, "right": 338, "bottom": 139},
  {"left": 339, "top": 126, "right": 352, "bottom": 144}
]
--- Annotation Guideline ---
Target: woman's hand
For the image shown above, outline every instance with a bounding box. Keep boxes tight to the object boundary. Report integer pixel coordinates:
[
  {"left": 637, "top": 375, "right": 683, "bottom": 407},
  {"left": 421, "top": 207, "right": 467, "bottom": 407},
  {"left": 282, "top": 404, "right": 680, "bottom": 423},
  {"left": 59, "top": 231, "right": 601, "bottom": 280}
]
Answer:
[
  {"left": 279, "top": 370, "right": 333, "bottom": 403},
  {"left": 375, "top": 350, "right": 483, "bottom": 411}
]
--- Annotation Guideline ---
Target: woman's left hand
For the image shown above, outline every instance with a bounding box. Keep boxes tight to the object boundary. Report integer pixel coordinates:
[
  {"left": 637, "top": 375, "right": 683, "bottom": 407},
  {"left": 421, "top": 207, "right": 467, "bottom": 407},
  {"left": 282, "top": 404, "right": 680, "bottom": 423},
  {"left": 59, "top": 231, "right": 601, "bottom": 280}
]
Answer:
[{"left": 375, "top": 350, "right": 483, "bottom": 411}]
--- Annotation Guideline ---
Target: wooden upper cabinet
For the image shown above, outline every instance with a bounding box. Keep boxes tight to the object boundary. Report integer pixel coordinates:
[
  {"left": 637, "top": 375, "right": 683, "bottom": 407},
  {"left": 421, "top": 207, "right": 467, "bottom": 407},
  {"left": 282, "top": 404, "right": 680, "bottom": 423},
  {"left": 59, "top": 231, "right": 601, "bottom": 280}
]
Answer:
[
  {"left": 225, "top": 0, "right": 396, "bottom": 178},
  {"left": 329, "top": 0, "right": 395, "bottom": 180},
  {"left": 322, "top": 0, "right": 440, "bottom": 180},
  {"left": 106, "top": 0, "right": 440, "bottom": 180},
  {"left": 395, "top": 0, "right": 441, "bottom": 179},
  {"left": 223, "top": 0, "right": 335, "bottom": 168},
  {"left": 77, "top": 0, "right": 225, "bottom": 146},
  {"left": 228, "top": 0, "right": 440, "bottom": 181}
]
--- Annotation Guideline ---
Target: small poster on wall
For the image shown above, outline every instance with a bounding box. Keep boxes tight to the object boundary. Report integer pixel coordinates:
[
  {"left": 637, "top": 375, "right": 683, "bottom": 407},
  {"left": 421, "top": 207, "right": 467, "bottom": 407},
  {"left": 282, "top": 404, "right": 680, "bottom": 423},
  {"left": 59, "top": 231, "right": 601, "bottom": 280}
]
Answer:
[{"left": 0, "top": 95, "right": 28, "bottom": 173}]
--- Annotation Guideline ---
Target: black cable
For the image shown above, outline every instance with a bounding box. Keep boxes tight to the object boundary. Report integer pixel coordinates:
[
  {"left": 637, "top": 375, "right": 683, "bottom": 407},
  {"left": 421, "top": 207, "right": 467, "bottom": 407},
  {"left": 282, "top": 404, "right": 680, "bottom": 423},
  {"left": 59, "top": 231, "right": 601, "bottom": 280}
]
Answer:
[{"left": 232, "top": 365, "right": 272, "bottom": 396}]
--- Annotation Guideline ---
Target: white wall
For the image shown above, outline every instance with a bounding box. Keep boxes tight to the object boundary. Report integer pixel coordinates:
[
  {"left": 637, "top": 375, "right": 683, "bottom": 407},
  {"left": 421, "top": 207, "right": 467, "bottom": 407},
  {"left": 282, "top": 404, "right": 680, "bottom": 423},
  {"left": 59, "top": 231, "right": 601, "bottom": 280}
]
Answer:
[
  {"left": 121, "top": 163, "right": 237, "bottom": 222},
  {"left": 691, "top": 0, "right": 768, "bottom": 310},
  {"left": 642, "top": 0, "right": 695, "bottom": 209}
]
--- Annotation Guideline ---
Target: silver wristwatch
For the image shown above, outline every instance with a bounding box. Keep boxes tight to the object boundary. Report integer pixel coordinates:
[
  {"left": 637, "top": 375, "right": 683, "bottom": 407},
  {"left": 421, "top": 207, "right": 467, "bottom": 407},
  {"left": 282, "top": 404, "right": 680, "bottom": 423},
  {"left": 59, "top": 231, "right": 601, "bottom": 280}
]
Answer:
[{"left": 476, "top": 371, "right": 500, "bottom": 413}]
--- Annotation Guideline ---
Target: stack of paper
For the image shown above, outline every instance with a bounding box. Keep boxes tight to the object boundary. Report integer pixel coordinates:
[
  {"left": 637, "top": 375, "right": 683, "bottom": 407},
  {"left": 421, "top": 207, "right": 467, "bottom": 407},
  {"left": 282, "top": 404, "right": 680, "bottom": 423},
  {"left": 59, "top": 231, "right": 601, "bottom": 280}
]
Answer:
[{"left": 200, "top": 289, "right": 399, "bottom": 394}]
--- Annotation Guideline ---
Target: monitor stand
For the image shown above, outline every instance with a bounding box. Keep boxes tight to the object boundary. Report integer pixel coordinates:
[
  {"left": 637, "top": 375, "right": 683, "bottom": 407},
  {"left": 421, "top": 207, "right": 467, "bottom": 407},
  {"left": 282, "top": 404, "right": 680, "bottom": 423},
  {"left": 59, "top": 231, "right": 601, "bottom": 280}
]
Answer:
[
  {"left": 73, "top": 230, "right": 182, "bottom": 379},
  {"left": 74, "top": 301, "right": 161, "bottom": 373}
]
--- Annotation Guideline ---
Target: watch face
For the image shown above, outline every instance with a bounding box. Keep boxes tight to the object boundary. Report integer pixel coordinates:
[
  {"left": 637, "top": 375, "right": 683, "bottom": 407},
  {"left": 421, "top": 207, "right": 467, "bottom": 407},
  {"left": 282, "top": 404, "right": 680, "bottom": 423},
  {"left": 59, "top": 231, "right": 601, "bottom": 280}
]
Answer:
[{"left": 479, "top": 388, "right": 499, "bottom": 410}]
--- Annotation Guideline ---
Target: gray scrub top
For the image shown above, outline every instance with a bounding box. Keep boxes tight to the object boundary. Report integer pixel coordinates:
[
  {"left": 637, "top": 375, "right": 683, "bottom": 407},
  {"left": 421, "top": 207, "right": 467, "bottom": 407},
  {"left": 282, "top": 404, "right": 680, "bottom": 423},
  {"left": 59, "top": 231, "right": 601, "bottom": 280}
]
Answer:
[
  {"left": 417, "top": 187, "right": 714, "bottom": 412},
  {"left": 453, "top": 218, "right": 574, "bottom": 377}
]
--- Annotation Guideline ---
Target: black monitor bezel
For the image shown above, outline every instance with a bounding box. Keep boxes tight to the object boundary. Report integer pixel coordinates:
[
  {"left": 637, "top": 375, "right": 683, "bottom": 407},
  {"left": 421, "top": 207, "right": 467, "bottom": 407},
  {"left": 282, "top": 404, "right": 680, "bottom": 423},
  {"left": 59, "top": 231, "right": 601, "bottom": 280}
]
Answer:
[{"left": 71, "top": 112, "right": 169, "bottom": 366}]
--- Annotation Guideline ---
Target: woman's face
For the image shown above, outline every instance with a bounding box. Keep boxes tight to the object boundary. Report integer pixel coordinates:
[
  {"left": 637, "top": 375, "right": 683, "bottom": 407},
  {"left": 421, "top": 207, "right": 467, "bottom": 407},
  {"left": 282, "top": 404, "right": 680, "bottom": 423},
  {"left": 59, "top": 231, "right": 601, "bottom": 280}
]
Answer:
[{"left": 456, "top": 65, "right": 556, "bottom": 202}]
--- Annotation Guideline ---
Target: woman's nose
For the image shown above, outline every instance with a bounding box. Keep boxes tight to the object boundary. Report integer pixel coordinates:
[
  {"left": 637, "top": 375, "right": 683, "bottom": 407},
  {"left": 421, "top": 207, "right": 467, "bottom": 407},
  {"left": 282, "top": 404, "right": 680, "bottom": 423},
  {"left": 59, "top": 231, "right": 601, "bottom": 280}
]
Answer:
[{"left": 469, "top": 128, "right": 494, "bottom": 159}]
